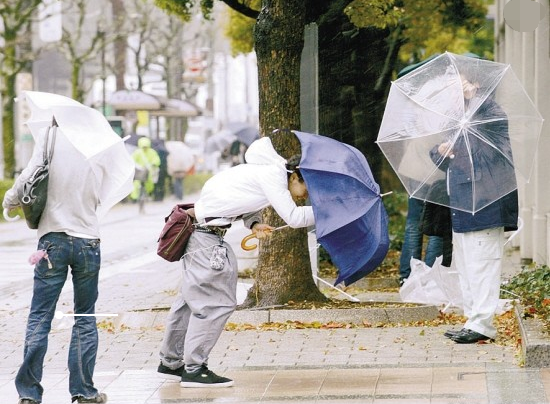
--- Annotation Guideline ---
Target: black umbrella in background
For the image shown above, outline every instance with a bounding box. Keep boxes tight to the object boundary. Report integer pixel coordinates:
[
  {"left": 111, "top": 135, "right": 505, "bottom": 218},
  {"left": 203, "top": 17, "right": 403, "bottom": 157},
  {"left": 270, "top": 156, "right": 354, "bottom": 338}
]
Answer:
[{"left": 225, "top": 122, "right": 259, "bottom": 146}]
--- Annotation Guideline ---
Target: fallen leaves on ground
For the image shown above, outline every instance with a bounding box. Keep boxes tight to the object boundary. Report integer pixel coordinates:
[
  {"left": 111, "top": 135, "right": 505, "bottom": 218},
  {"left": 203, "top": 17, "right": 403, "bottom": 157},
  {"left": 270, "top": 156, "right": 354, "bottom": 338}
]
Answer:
[
  {"left": 274, "top": 299, "right": 419, "bottom": 310},
  {"left": 224, "top": 310, "right": 522, "bottom": 349}
]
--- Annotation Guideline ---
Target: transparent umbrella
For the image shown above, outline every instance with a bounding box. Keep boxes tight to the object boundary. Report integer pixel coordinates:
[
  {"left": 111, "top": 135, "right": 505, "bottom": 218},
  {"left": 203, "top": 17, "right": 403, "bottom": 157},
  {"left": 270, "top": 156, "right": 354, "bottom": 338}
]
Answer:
[
  {"left": 377, "top": 52, "right": 544, "bottom": 213},
  {"left": 205, "top": 130, "right": 237, "bottom": 153}
]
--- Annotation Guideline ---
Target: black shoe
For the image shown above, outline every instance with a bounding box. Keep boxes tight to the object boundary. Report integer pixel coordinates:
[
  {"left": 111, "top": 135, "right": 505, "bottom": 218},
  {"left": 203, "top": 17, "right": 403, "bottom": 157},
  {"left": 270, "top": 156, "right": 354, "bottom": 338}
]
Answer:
[
  {"left": 444, "top": 328, "right": 465, "bottom": 338},
  {"left": 71, "top": 393, "right": 107, "bottom": 403},
  {"left": 450, "top": 329, "right": 493, "bottom": 344},
  {"left": 158, "top": 362, "right": 185, "bottom": 381},
  {"left": 180, "top": 366, "right": 234, "bottom": 388},
  {"left": 18, "top": 399, "right": 40, "bottom": 404}
]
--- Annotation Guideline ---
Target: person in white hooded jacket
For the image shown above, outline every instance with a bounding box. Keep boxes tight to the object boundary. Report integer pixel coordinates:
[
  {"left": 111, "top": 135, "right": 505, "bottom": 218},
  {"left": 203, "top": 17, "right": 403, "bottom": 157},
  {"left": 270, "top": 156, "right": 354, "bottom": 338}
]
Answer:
[{"left": 157, "top": 137, "right": 314, "bottom": 388}]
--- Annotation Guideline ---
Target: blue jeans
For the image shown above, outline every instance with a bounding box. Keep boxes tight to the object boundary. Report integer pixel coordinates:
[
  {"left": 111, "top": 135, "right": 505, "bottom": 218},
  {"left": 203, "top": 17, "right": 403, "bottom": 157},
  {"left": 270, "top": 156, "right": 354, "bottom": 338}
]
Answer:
[
  {"left": 399, "top": 198, "right": 443, "bottom": 280},
  {"left": 16, "top": 232, "right": 101, "bottom": 402}
]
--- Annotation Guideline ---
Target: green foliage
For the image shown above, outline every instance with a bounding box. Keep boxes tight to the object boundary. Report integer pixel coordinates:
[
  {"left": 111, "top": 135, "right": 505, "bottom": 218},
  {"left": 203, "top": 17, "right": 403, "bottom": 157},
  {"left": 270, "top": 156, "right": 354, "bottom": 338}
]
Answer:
[
  {"left": 501, "top": 264, "right": 550, "bottom": 329},
  {"left": 382, "top": 191, "right": 408, "bottom": 251},
  {"left": 154, "top": 0, "right": 195, "bottom": 20},
  {"left": 0, "top": 179, "right": 14, "bottom": 202},
  {"left": 344, "top": 0, "right": 491, "bottom": 65},
  {"left": 345, "top": 0, "right": 404, "bottom": 29},
  {"left": 0, "top": 179, "right": 22, "bottom": 222},
  {"left": 183, "top": 172, "right": 212, "bottom": 194},
  {"left": 223, "top": 0, "right": 259, "bottom": 55}
]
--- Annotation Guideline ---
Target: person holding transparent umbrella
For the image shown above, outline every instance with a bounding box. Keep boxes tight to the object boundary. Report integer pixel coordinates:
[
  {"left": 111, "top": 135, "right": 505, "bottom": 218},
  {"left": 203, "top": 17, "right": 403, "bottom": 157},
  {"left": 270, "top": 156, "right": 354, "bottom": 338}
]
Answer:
[
  {"left": 431, "top": 72, "right": 519, "bottom": 344},
  {"left": 378, "top": 53, "right": 542, "bottom": 342}
]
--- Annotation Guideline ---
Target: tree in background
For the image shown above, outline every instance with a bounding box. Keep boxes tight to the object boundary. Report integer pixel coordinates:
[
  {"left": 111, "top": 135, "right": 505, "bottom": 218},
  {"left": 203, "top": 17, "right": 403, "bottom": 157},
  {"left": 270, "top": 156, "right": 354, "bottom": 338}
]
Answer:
[
  {"left": 154, "top": 0, "right": 490, "bottom": 307},
  {"left": 0, "top": 0, "right": 42, "bottom": 179},
  {"left": 111, "top": 0, "right": 127, "bottom": 91},
  {"left": 54, "top": 0, "right": 113, "bottom": 103},
  {"left": 222, "top": 0, "right": 489, "bottom": 189},
  {"left": 156, "top": 0, "right": 327, "bottom": 307}
]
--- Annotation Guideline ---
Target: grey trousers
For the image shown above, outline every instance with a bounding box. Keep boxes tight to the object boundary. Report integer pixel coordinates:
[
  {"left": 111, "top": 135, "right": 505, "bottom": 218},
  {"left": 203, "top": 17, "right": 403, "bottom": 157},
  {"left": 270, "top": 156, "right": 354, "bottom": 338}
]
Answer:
[{"left": 159, "top": 230, "right": 238, "bottom": 372}]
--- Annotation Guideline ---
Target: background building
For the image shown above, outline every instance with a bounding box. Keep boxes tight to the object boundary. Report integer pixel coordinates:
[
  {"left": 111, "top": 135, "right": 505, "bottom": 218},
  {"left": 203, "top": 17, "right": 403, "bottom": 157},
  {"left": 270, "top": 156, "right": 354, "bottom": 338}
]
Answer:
[{"left": 493, "top": 0, "right": 550, "bottom": 265}]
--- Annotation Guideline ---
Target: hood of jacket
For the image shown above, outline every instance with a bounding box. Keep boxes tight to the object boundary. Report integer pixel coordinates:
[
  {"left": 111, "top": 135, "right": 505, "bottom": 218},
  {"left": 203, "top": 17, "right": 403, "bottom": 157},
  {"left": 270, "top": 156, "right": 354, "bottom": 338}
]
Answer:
[{"left": 244, "top": 137, "right": 287, "bottom": 168}]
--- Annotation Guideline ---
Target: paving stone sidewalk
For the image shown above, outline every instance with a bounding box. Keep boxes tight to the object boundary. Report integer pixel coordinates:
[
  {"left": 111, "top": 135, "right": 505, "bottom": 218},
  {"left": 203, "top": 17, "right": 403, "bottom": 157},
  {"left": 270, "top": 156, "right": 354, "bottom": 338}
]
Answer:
[{"left": 1, "top": 199, "right": 547, "bottom": 403}]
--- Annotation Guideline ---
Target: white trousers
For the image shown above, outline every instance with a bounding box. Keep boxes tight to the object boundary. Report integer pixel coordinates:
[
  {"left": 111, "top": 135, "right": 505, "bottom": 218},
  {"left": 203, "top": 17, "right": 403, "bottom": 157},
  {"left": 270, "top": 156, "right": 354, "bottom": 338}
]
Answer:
[{"left": 452, "top": 227, "right": 504, "bottom": 339}]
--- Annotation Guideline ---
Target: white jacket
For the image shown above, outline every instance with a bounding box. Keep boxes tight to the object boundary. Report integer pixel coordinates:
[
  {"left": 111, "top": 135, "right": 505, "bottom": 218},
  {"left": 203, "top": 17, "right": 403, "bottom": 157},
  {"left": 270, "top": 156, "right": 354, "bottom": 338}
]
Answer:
[{"left": 194, "top": 137, "right": 314, "bottom": 229}]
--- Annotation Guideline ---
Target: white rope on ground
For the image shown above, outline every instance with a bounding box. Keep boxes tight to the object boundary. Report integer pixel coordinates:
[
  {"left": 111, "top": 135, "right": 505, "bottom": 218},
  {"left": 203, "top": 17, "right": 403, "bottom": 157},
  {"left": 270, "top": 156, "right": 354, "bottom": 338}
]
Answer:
[{"left": 312, "top": 275, "right": 360, "bottom": 302}]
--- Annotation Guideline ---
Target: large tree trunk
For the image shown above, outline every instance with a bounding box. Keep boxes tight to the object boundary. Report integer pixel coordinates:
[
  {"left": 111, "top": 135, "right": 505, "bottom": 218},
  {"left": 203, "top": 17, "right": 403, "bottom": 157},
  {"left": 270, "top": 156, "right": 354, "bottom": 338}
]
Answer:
[{"left": 241, "top": 0, "right": 327, "bottom": 308}]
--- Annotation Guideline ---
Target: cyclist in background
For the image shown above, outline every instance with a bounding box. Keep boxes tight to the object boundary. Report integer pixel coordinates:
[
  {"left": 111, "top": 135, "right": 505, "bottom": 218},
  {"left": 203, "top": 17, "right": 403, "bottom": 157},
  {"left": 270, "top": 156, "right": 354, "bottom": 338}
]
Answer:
[{"left": 130, "top": 137, "right": 161, "bottom": 203}]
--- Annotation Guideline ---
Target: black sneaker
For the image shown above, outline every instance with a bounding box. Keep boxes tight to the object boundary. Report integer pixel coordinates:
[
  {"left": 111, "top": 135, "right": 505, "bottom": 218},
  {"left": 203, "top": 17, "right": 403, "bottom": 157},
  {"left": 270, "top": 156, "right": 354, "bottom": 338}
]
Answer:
[
  {"left": 158, "top": 362, "right": 185, "bottom": 381},
  {"left": 18, "top": 399, "right": 40, "bottom": 404},
  {"left": 180, "top": 367, "right": 234, "bottom": 388},
  {"left": 71, "top": 393, "right": 107, "bottom": 403},
  {"left": 444, "top": 328, "right": 465, "bottom": 338}
]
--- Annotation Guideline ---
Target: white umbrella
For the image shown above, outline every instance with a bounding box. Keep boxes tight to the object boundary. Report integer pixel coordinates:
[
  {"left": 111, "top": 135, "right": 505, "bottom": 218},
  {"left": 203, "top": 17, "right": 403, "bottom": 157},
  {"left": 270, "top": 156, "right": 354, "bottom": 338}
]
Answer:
[
  {"left": 107, "top": 90, "right": 161, "bottom": 110},
  {"left": 165, "top": 140, "right": 195, "bottom": 176},
  {"left": 23, "top": 91, "right": 134, "bottom": 218}
]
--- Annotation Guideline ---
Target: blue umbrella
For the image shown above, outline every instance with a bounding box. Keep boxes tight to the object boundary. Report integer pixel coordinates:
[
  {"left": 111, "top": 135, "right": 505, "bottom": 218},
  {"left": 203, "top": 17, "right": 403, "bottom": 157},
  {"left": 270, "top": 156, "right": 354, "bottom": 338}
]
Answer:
[{"left": 293, "top": 131, "right": 390, "bottom": 286}]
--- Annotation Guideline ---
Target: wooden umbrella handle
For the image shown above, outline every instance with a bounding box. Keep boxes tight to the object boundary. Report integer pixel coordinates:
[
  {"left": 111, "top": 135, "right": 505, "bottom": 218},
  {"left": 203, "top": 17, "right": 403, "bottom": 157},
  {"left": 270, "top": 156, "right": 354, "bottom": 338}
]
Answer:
[
  {"left": 240, "top": 233, "right": 258, "bottom": 251},
  {"left": 240, "top": 225, "right": 289, "bottom": 251}
]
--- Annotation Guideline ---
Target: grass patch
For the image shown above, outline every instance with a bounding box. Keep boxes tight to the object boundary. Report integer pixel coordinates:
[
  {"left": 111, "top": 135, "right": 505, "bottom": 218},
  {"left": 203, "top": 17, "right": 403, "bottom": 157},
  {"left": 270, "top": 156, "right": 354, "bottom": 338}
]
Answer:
[
  {"left": 501, "top": 263, "right": 550, "bottom": 332},
  {"left": 0, "top": 179, "right": 23, "bottom": 222}
]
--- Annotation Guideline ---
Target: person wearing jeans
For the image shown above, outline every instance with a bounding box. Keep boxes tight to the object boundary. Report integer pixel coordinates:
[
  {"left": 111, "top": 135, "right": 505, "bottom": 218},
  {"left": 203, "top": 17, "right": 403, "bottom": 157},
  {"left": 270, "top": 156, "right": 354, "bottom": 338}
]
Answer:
[
  {"left": 16, "top": 233, "right": 101, "bottom": 402},
  {"left": 399, "top": 197, "right": 444, "bottom": 284},
  {"left": 3, "top": 117, "right": 115, "bottom": 403}
]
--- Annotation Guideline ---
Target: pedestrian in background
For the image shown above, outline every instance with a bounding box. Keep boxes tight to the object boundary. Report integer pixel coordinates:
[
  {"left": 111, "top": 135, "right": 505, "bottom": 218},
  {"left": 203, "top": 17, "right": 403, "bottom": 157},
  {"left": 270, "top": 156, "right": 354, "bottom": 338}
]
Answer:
[
  {"left": 3, "top": 124, "right": 111, "bottom": 404},
  {"left": 157, "top": 137, "right": 314, "bottom": 387},
  {"left": 399, "top": 197, "right": 445, "bottom": 284},
  {"left": 130, "top": 137, "right": 160, "bottom": 202},
  {"left": 165, "top": 140, "right": 195, "bottom": 200},
  {"left": 395, "top": 58, "right": 447, "bottom": 285},
  {"left": 152, "top": 138, "right": 169, "bottom": 201}
]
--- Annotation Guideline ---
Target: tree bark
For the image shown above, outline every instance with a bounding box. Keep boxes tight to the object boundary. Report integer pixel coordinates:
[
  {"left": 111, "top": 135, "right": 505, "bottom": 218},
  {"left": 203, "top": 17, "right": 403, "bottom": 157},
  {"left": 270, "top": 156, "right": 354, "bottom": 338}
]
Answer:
[
  {"left": 241, "top": 0, "right": 327, "bottom": 308},
  {"left": 1, "top": 29, "right": 17, "bottom": 179},
  {"left": 71, "top": 61, "right": 84, "bottom": 103},
  {"left": 111, "top": 0, "right": 127, "bottom": 91},
  {"left": 1, "top": 74, "right": 16, "bottom": 179}
]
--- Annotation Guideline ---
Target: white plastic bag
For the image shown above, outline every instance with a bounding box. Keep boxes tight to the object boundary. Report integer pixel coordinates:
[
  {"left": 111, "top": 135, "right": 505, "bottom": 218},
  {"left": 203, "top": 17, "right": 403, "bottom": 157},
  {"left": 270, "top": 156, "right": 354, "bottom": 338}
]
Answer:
[{"left": 399, "top": 257, "right": 463, "bottom": 311}]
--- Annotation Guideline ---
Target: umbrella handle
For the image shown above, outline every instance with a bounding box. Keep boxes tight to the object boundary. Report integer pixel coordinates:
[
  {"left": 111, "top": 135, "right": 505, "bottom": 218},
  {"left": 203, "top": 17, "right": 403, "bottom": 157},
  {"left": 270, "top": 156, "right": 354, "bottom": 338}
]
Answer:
[
  {"left": 240, "top": 225, "right": 290, "bottom": 251},
  {"left": 3, "top": 208, "right": 20, "bottom": 222},
  {"left": 241, "top": 233, "right": 258, "bottom": 251}
]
